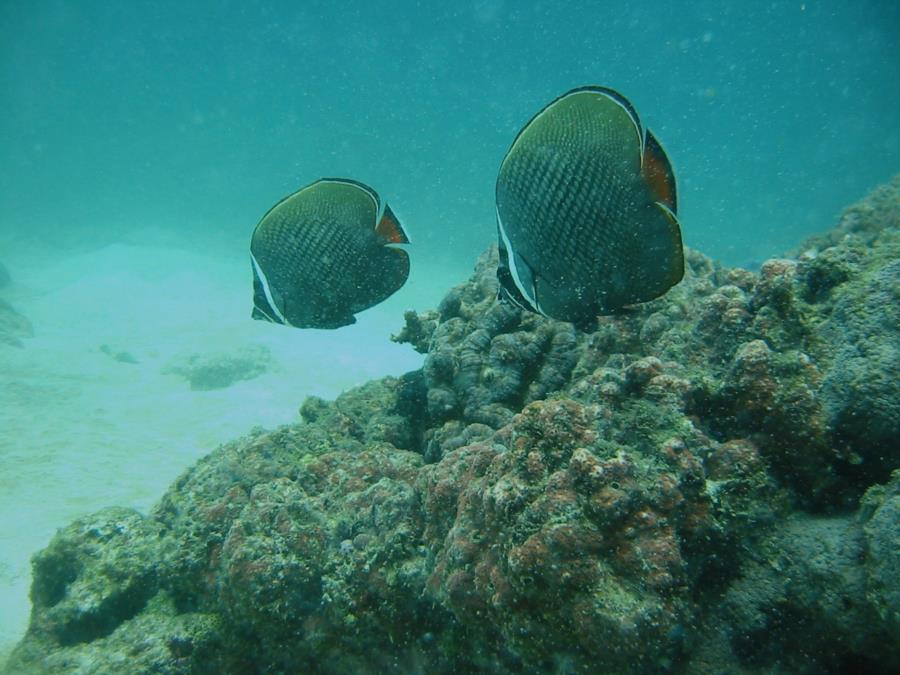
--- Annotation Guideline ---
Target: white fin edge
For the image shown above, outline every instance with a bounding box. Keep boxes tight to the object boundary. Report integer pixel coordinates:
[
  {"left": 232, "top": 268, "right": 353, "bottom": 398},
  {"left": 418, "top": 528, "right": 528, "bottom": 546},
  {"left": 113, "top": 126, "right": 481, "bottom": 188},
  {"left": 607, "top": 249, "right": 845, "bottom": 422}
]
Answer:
[
  {"left": 508, "top": 89, "right": 645, "bottom": 167},
  {"left": 318, "top": 178, "right": 383, "bottom": 221},
  {"left": 386, "top": 204, "right": 411, "bottom": 244},
  {"left": 654, "top": 200, "right": 678, "bottom": 221},
  {"left": 497, "top": 208, "right": 544, "bottom": 315},
  {"left": 581, "top": 89, "right": 644, "bottom": 160},
  {"left": 251, "top": 251, "right": 290, "bottom": 326}
]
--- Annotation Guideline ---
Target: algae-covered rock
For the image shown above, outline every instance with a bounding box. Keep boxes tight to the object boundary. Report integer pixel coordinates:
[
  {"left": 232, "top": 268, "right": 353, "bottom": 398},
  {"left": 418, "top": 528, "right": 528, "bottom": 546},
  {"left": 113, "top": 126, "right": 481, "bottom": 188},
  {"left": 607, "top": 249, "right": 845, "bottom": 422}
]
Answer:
[
  {"left": 6, "top": 177, "right": 900, "bottom": 674},
  {"left": 26, "top": 508, "right": 163, "bottom": 645},
  {"left": 688, "top": 469, "right": 900, "bottom": 675},
  {"left": 689, "top": 514, "right": 890, "bottom": 674},
  {"left": 819, "top": 260, "right": 900, "bottom": 476},
  {"left": 163, "top": 344, "right": 272, "bottom": 390},
  {"left": 99, "top": 343, "right": 139, "bottom": 364},
  {"left": 419, "top": 399, "right": 694, "bottom": 672},
  {"left": 7, "top": 592, "right": 224, "bottom": 675},
  {"left": 298, "top": 374, "right": 427, "bottom": 452},
  {"left": 4, "top": 508, "right": 226, "bottom": 674},
  {"left": 149, "top": 425, "right": 457, "bottom": 672},
  {"left": 860, "top": 470, "right": 900, "bottom": 644}
]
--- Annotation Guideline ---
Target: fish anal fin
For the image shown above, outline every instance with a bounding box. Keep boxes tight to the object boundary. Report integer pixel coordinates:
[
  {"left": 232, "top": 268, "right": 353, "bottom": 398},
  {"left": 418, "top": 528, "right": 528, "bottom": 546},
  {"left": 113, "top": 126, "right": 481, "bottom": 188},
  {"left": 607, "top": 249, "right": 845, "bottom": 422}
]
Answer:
[
  {"left": 496, "top": 217, "right": 541, "bottom": 314},
  {"left": 375, "top": 204, "right": 410, "bottom": 244},
  {"left": 642, "top": 131, "right": 677, "bottom": 213},
  {"left": 654, "top": 201, "right": 685, "bottom": 285}
]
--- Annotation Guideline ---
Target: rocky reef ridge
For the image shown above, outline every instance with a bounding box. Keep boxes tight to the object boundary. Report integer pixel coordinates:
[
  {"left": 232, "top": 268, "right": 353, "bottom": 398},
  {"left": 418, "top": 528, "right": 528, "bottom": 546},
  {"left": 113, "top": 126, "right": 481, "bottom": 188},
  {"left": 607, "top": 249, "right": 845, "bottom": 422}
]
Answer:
[{"left": 5, "top": 177, "right": 899, "bottom": 674}]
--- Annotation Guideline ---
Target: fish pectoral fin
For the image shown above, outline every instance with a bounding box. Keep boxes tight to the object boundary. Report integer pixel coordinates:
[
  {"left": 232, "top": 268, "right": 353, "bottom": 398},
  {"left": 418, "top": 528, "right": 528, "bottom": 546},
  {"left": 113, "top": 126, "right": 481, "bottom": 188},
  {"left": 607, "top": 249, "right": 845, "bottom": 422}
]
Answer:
[
  {"left": 375, "top": 204, "right": 410, "bottom": 244},
  {"left": 654, "top": 201, "right": 685, "bottom": 284},
  {"left": 642, "top": 131, "right": 677, "bottom": 213}
]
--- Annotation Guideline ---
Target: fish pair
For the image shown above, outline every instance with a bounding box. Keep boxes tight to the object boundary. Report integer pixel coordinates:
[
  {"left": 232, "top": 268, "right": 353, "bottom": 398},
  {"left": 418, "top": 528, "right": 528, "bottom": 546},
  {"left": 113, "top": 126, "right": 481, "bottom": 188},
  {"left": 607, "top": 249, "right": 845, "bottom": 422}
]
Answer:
[{"left": 250, "top": 85, "right": 684, "bottom": 330}]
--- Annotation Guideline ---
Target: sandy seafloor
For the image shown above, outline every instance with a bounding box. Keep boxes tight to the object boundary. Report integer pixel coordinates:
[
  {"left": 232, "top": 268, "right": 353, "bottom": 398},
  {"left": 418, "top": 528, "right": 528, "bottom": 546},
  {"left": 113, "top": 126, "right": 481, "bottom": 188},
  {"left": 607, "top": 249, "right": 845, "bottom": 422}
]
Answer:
[{"left": 0, "top": 230, "right": 458, "bottom": 662}]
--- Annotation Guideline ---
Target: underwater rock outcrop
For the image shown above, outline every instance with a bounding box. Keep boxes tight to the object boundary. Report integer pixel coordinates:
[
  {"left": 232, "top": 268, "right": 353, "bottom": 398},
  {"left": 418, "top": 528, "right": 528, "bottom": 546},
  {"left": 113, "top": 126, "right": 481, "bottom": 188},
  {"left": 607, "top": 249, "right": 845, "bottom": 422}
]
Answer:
[
  {"left": 5, "top": 177, "right": 899, "bottom": 674},
  {"left": 163, "top": 345, "right": 272, "bottom": 391},
  {"left": 689, "top": 469, "right": 900, "bottom": 674},
  {"left": 0, "top": 260, "right": 34, "bottom": 347},
  {"left": 0, "top": 298, "right": 33, "bottom": 348}
]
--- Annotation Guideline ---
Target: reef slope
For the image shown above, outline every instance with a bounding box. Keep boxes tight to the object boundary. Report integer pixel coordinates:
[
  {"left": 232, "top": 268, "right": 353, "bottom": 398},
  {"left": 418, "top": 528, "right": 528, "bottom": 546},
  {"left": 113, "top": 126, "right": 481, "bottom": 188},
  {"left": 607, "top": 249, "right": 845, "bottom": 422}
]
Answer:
[{"left": 5, "top": 177, "right": 899, "bottom": 674}]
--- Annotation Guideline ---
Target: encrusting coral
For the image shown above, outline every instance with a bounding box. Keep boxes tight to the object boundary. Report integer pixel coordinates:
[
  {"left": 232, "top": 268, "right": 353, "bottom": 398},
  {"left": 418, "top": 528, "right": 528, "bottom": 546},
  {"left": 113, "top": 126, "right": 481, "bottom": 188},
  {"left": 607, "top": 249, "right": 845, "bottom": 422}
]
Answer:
[{"left": 5, "top": 177, "right": 899, "bottom": 674}]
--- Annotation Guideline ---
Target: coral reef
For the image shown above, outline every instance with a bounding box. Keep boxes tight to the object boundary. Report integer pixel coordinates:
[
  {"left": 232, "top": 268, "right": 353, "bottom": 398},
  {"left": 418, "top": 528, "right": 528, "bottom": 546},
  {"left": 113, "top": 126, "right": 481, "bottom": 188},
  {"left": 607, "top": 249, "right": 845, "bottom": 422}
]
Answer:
[
  {"left": 5, "top": 177, "right": 899, "bottom": 674},
  {"left": 397, "top": 178, "right": 899, "bottom": 508},
  {"left": 163, "top": 345, "right": 272, "bottom": 390}
]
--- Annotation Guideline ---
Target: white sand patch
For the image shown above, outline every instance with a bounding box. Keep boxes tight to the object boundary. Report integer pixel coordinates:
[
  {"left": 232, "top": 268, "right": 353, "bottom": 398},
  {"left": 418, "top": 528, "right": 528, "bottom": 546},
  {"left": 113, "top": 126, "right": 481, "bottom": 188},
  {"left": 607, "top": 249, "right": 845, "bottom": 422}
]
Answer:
[{"left": 0, "top": 236, "right": 462, "bottom": 657}]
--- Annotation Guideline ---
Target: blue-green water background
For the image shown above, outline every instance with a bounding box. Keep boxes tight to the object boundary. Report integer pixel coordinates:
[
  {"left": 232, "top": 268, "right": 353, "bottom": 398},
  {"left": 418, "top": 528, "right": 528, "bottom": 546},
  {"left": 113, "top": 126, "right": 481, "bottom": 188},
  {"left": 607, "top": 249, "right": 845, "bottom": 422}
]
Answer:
[
  {"left": 3, "top": 0, "right": 899, "bottom": 269},
  {"left": 0, "top": 1, "right": 898, "bottom": 662}
]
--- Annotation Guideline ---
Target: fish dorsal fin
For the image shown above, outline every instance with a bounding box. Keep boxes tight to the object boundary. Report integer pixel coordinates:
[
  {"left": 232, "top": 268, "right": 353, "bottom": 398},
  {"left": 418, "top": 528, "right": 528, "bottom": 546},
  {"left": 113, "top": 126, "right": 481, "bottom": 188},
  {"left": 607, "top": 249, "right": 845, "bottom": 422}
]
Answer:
[
  {"left": 642, "top": 131, "right": 677, "bottom": 213},
  {"left": 375, "top": 204, "right": 410, "bottom": 244},
  {"left": 315, "top": 178, "right": 409, "bottom": 243},
  {"left": 502, "top": 86, "right": 645, "bottom": 169},
  {"left": 578, "top": 85, "right": 644, "bottom": 151},
  {"left": 318, "top": 177, "right": 380, "bottom": 204},
  {"left": 315, "top": 177, "right": 382, "bottom": 222}
]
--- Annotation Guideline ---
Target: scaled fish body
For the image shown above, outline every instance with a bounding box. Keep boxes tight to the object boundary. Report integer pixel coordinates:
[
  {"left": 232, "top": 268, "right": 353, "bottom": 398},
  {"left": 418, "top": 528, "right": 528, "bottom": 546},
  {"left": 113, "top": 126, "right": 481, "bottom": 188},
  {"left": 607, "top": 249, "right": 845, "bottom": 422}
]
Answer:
[
  {"left": 250, "top": 178, "right": 410, "bottom": 329},
  {"left": 495, "top": 85, "right": 684, "bottom": 328}
]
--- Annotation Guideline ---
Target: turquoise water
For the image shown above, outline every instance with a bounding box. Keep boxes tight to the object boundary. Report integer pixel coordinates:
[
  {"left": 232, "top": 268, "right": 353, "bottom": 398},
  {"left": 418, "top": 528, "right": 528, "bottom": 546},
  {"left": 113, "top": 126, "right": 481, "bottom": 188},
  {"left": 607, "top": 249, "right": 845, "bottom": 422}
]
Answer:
[
  {"left": 3, "top": 1, "right": 899, "bottom": 266},
  {"left": 1, "top": 0, "right": 899, "bottom": 667}
]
